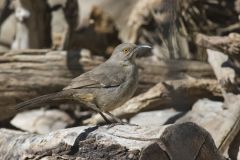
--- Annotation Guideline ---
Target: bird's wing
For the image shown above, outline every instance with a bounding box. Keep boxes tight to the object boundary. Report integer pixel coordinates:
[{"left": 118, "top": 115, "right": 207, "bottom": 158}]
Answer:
[{"left": 63, "top": 63, "right": 126, "bottom": 90}]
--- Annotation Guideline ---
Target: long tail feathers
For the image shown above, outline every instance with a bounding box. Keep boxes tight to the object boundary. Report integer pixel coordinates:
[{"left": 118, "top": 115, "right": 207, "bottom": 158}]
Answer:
[{"left": 16, "top": 91, "right": 72, "bottom": 111}]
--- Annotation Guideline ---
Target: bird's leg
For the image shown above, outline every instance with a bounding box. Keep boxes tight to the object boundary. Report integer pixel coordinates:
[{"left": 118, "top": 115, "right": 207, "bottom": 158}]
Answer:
[
  {"left": 98, "top": 112, "right": 112, "bottom": 124},
  {"left": 105, "top": 111, "right": 139, "bottom": 127},
  {"left": 84, "top": 102, "right": 114, "bottom": 124},
  {"left": 79, "top": 100, "right": 125, "bottom": 124},
  {"left": 88, "top": 102, "right": 124, "bottom": 124},
  {"left": 104, "top": 111, "right": 124, "bottom": 124}
]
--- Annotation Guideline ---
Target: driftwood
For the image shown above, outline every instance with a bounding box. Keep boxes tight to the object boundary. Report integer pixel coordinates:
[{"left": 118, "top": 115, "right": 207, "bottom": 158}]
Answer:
[
  {"left": 136, "top": 57, "right": 214, "bottom": 88},
  {"left": 196, "top": 33, "right": 240, "bottom": 57},
  {"left": 0, "top": 50, "right": 214, "bottom": 120},
  {"left": 196, "top": 33, "right": 240, "bottom": 69},
  {"left": 207, "top": 49, "right": 239, "bottom": 94},
  {"left": 196, "top": 33, "right": 240, "bottom": 93},
  {"left": 0, "top": 122, "right": 225, "bottom": 160},
  {"left": 177, "top": 95, "right": 240, "bottom": 153}
]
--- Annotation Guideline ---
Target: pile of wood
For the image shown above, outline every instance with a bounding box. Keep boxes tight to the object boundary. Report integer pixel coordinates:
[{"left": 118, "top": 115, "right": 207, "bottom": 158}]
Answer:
[{"left": 0, "top": 0, "right": 240, "bottom": 159}]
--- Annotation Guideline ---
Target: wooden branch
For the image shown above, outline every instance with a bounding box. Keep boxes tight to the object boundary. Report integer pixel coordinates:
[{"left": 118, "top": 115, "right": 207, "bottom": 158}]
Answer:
[
  {"left": 84, "top": 78, "right": 222, "bottom": 124},
  {"left": 195, "top": 33, "right": 240, "bottom": 59},
  {"left": 207, "top": 49, "right": 239, "bottom": 94},
  {"left": 136, "top": 57, "right": 214, "bottom": 88},
  {"left": 0, "top": 122, "right": 225, "bottom": 160}
]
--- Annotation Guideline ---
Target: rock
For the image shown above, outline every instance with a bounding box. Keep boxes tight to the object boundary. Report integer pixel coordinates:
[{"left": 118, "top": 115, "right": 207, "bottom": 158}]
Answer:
[{"left": 11, "top": 109, "right": 74, "bottom": 134}]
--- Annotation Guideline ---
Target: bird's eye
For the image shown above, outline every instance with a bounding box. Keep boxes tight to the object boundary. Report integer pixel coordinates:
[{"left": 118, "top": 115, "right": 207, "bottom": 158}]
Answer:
[{"left": 123, "top": 48, "right": 129, "bottom": 54}]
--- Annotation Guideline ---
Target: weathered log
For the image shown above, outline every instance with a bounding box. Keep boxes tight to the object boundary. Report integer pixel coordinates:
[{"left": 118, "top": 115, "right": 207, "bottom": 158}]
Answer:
[
  {"left": 196, "top": 33, "right": 240, "bottom": 62},
  {"left": 194, "top": 33, "right": 240, "bottom": 71},
  {"left": 176, "top": 95, "right": 240, "bottom": 153},
  {"left": 207, "top": 49, "right": 239, "bottom": 94},
  {"left": 0, "top": 50, "right": 214, "bottom": 120},
  {"left": 174, "top": 47, "right": 240, "bottom": 158},
  {"left": 206, "top": 48, "right": 240, "bottom": 155},
  {"left": 195, "top": 32, "right": 240, "bottom": 92},
  {"left": 0, "top": 122, "right": 225, "bottom": 160},
  {"left": 84, "top": 78, "right": 222, "bottom": 124},
  {"left": 136, "top": 57, "right": 214, "bottom": 88}
]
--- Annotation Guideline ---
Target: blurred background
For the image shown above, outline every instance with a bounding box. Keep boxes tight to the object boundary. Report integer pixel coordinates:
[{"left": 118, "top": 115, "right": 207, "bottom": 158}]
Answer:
[
  {"left": 0, "top": 0, "right": 238, "bottom": 58},
  {"left": 0, "top": 0, "right": 240, "bottom": 159}
]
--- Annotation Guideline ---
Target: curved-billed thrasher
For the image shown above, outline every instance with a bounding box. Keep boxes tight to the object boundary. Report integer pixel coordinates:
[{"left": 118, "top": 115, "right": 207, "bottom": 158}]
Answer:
[{"left": 16, "top": 43, "right": 151, "bottom": 123}]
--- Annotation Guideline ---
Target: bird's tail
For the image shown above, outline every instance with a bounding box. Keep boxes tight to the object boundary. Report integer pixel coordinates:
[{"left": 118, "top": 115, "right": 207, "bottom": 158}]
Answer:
[{"left": 16, "top": 91, "right": 73, "bottom": 111}]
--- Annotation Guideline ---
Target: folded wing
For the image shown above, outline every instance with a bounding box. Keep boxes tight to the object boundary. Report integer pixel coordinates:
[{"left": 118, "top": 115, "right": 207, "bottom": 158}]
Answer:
[{"left": 63, "top": 63, "right": 125, "bottom": 90}]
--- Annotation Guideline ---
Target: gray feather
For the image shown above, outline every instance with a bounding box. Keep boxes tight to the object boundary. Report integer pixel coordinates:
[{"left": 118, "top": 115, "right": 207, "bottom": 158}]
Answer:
[
  {"left": 64, "top": 62, "right": 126, "bottom": 90},
  {"left": 16, "top": 91, "right": 74, "bottom": 111}
]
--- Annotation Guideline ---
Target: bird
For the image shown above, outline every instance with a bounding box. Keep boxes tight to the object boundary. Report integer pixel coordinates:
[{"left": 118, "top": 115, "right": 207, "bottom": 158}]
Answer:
[{"left": 16, "top": 43, "right": 152, "bottom": 124}]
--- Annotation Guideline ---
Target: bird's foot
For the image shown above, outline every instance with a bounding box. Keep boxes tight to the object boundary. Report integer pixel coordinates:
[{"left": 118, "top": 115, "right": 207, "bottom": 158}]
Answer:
[{"left": 106, "top": 121, "right": 138, "bottom": 129}]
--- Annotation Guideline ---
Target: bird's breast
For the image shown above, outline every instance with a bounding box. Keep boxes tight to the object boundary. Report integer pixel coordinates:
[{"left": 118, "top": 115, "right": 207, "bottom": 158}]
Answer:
[{"left": 101, "top": 65, "right": 138, "bottom": 111}]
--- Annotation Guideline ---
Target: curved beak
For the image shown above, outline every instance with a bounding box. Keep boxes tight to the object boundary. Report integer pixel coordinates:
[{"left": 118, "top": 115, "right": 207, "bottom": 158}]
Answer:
[
  {"left": 137, "top": 45, "right": 152, "bottom": 50},
  {"left": 133, "top": 44, "right": 152, "bottom": 57}
]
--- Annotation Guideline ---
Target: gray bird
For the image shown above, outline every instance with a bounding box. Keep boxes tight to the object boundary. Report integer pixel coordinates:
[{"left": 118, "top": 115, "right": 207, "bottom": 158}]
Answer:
[{"left": 16, "top": 43, "right": 151, "bottom": 123}]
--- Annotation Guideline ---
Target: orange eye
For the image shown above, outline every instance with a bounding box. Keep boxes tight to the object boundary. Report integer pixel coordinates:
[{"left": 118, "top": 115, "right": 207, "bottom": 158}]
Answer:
[{"left": 123, "top": 48, "right": 129, "bottom": 54}]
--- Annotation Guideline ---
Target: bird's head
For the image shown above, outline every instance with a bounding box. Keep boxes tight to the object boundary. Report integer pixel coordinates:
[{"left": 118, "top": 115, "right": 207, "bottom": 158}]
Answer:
[{"left": 110, "top": 43, "right": 152, "bottom": 63}]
